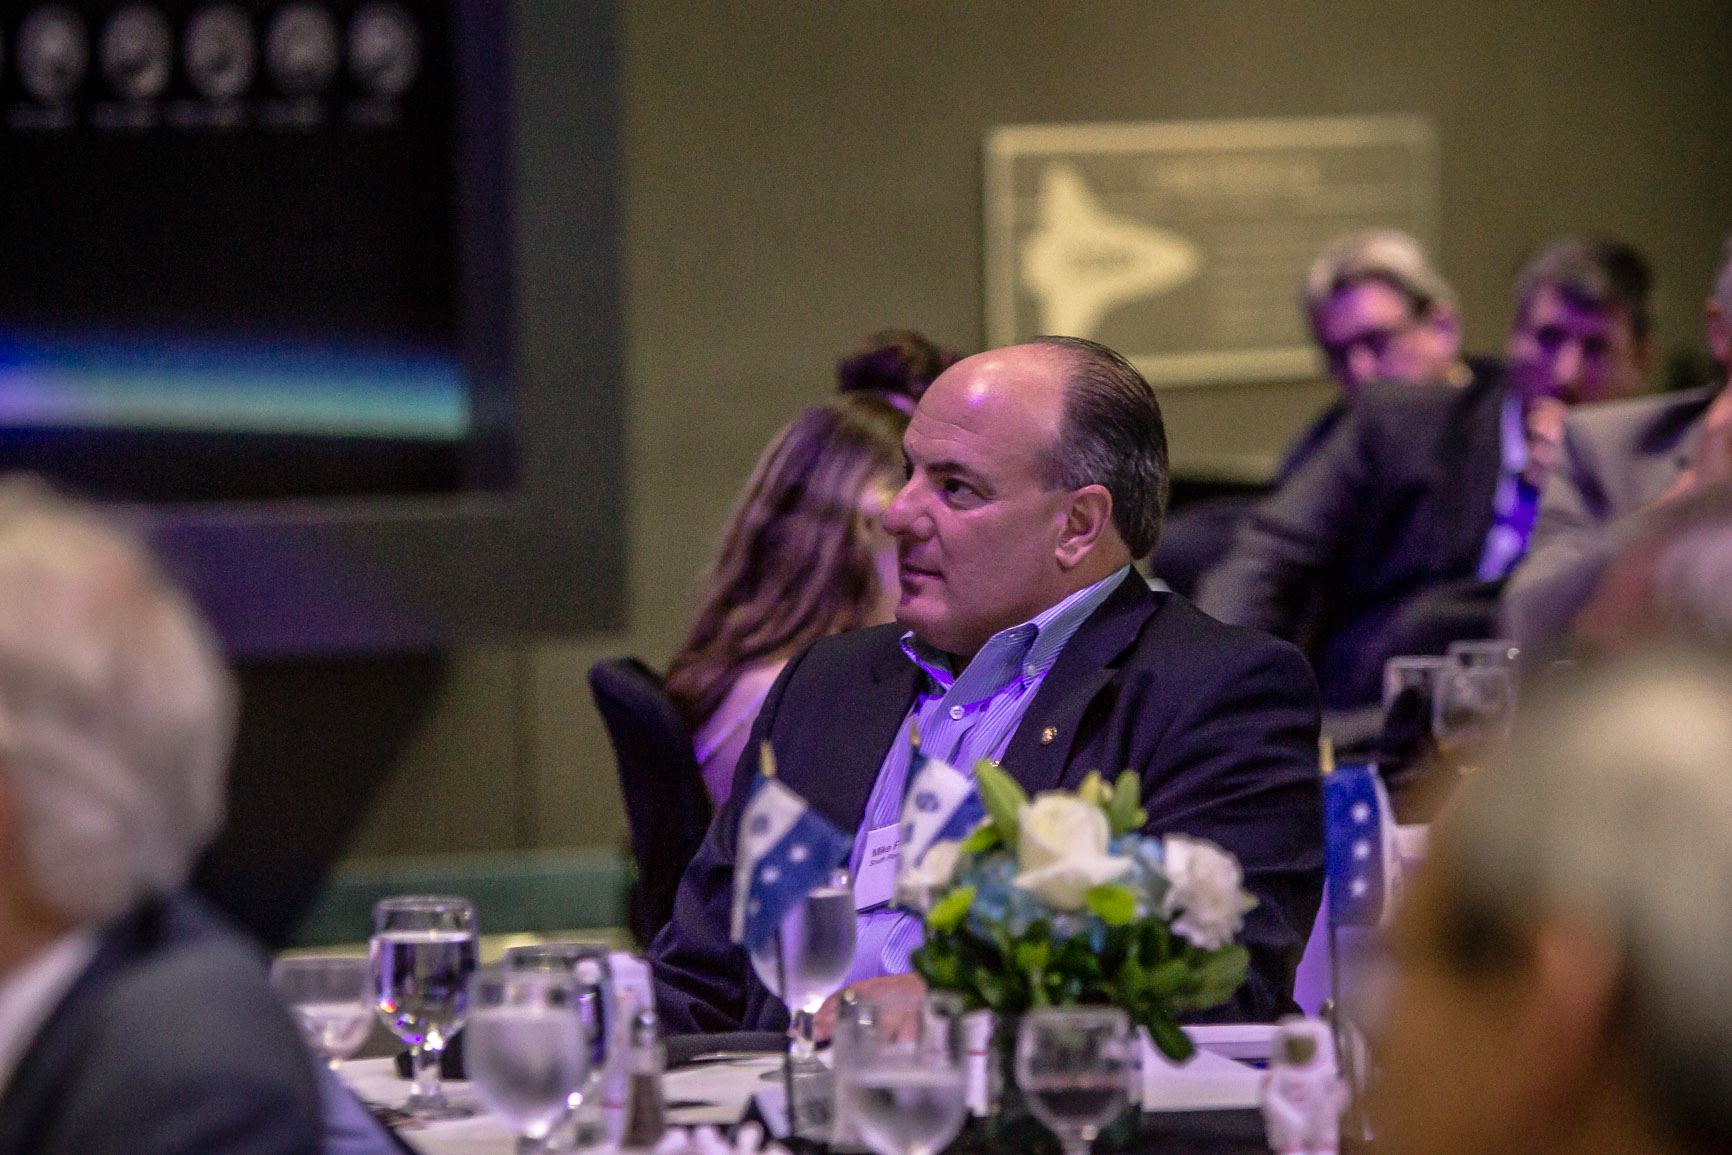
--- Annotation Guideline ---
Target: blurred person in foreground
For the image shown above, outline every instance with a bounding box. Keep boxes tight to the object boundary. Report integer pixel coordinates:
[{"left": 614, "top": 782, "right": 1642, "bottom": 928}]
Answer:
[
  {"left": 666, "top": 393, "right": 909, "bottom": 808},
  {"left": 651, "top": 337, "right": 1323, "bottom": 1033},
  {"left": 1155, "top": 229, "right": 1472, "bottom": 597},
  {"left": 0, "top": 480, "right": 321, "bottom": 1154},
  {"left": 835, "top": 328, "right": 963, "bottom": 414},
  {"left": 1504, "top": 237, "right": 1732, "bottom": 653},
  {"left": 1373, "top": 653, "right": 1732, "bottom": 1155},
  {"left": 1199, "top": 237, "right": 1653, "bottom": 708}
]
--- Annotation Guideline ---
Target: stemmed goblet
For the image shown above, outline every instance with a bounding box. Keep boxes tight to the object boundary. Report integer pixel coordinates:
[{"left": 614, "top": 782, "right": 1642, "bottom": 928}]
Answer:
[
  {"left": 466, "top": 967, "right": 591, "bottom": 1153},
  {"left": 1016, "top": 1007, "right": 1134, "bottom": 1155},
  {"left": 748, "top": 866, "right": 857, "bottom": 1075},
  {"left": 837, "top": 989, "right": 969, "bottom": 1155},
  {"left": 370, "top": 895, "right": 479, "bottom": 1120},
  {"left": 271, "top": 955, "right": 374, "bottom": 1068}
]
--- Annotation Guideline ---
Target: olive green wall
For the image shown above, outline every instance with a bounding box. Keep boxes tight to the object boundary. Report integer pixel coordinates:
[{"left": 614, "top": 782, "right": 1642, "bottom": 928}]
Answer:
[{"left": 345, "top": 0, "right": 1732, "bottom": 860}]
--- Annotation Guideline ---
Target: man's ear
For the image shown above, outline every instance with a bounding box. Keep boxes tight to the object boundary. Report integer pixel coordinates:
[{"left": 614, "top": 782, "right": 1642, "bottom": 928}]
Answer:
[
  {"left": 1055, "top": 485, "right": 1114, "bottom": 569},
  {"left": 1509, "top": 918, "right": 1622, "bottom": 1119},
  {"left": 1706, "top": 299, "right": 1732, "bottom": 368}
]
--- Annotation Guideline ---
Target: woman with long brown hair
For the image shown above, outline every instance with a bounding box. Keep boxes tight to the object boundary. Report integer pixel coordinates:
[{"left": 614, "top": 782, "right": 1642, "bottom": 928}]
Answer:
[{"left": 666, "top": 393, "right": 908, "bottom": 805}]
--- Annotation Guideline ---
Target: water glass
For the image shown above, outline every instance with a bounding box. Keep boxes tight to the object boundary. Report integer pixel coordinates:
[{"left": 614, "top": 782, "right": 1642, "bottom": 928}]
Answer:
[
  {"left": 1015, "top": 1008, "right": 1134, "bottom": 1155},
  {"left": 837, "top": 989, "right": 968, "bottom": 1155},
  {"left": 467, "top": 967, "right": 591, "bottom": 1153},
  {"left": 1381, "top": 655, "right": 1449, "bottom": 713},
  {"left": 371, "top": 895, "right": 479, "bottom": 1120},
  {"left": 748, "top": 867, "right": 856, "bottom": 1070},
  {"left": 1445, "top": 638, "right": 1520, "bottom": 669},
  {"left": 271, "top": 955, "right": 373, "bottom": 1067},
  {"left": 503, "top": 943, "right": 614, "bottom": 1144},
  {"left": 1432, "top": 664, "right": 1516, "bottom": 775}
]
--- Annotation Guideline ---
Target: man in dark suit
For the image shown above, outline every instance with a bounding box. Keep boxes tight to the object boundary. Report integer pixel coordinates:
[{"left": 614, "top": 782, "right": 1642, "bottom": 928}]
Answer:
[
  {"left": 1503, "top": 240, "right": 1732, "bottom": 653},
  {"left": 0, "top": 481, "right": 322, "bottom": 1155},
  {"left": 651, "top": 336, "right": 1325, "bottom": 1032},
  {"left": 1197, "top": 238, "right": 1654, "bottom": 708}
]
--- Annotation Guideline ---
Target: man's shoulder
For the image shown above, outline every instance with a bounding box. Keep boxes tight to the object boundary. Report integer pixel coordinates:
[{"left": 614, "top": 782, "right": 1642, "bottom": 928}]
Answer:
[
  {"left": 788, "top": 622, "right": 907, "bottom": 677},
  {"left": 1135, "top": 589, "right": 1315, "bottom": 686},
  {"left": 1352, "top": 363, "right": 1504, "bottom": 429},
  {"left": 1565, "top": 387, "right": 1714, "bottom": 457}
]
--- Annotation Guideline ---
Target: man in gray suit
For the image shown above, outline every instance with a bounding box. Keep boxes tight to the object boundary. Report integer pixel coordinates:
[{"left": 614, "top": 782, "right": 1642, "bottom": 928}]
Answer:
[
  {"left": 0, "top": 480, "right": 322, "bottom": 1155},
  {"left": 1502, "top": 240, "right": 1732, "bottom": 652}
]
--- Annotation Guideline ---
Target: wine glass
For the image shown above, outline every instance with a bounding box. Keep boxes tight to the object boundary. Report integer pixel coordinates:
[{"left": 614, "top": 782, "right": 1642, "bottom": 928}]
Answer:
[
  {"left": 837, "top": 989, "right": 968, "bottom": 1155},
  {"left": 271, "top": 955, "right": 374, "bottom": 1068},
  {"left": 748, "top": 867, "right": 856, "bottom": 1074},
  {"left": 1015, "top": 1008, "right": 1134, "bottom": 1155},
  {"left": 371, "top": 895, "right": 479, "bottom": 1120},
  {"left": 1431, "top": 664, "right": 1516, "bottom": 775},
  {"left": 503, "top": 943, "right": 614, "bottom": 1146},
  {"left": 466, "top": 967, "right": 591, "bottom": 1154},
  {"left": 1445, "top": 638, "right": 1520, "bottom": 670}
]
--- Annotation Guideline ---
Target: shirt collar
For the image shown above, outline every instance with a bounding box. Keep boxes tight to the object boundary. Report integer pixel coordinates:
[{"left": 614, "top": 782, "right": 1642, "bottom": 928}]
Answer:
[
  {"left": 900, "top": 565, "right": 1132, "bottom": 700},
  {"left": 0, "top": 926, "right": 101, "bottom": 1096}
]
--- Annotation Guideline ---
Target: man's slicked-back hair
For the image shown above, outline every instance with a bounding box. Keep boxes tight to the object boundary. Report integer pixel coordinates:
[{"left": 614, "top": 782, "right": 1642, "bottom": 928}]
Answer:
[
  {"left": 1302, "top": 229, "right": 1457, "bottom": 338},
  {"left": 1514, "top": 237, "right": 1655, "bottom": 341},
  {"left": 1027, "top": 336, "right": 1169, "bottom": 559}
]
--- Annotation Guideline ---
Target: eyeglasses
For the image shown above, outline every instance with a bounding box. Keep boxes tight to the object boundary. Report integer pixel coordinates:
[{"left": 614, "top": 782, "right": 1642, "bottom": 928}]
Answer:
[{"left": 1320, "top": 315, "right": 1423, "bottom": 371}]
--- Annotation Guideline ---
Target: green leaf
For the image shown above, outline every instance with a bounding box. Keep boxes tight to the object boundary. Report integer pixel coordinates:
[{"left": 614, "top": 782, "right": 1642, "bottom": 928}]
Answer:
[
  {"left": 1146, "top": 1015, "right": 1194, "bottom": 1063},
  {"left": 974, "top": 760, "right": 1028, "bottom": 844},
  {"left": 925, "top": 885, "right": 976, "bottom": 933},
  {"left": 1172, "top": 945, "right": 1250, "bottom": 1013},
  {"left": 1085, "top": 884, "right": 1138, "bottom": 925},
  {"left": 1107, "top": 769, "right": 1148, "bottom": 835},
  {"left": 1145, "top": 958, "right": 1188, "bottom": 997},
  {"left": 960, "top": 821, "right": 1002, "bottom": 854}
]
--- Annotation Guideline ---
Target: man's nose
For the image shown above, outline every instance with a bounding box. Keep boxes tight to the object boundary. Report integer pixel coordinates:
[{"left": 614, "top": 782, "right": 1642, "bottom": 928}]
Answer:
[
  {"left": 1345, "top": 346, "right": 1378, "bottom": 391},
  {"left": 881, "top": 478, "right": 921, "bottom": 537},
  {"left": 1549, "top": 341, "right": 1585, "bottom": 395}
]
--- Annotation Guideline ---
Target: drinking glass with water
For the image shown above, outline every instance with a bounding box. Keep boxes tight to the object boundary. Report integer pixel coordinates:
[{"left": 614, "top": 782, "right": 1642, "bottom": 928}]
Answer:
[
  {"left": 271, "top": 955, "right": 373, "bottom": 1068},
  {"left": 1016, "top": 1007, "right": 1134, "bottom": 1155},
  {"left": 370, "top": 895, "right": 479, "bottom": 1120},
  {"left": 748, "top": 867, "right": 856, "bottom": 1072},
  {"left": 466, "top": 967, "right": 591, "bottom": 1154},
  {"left": 502, "top": 942, "right": 614, "bottom": 1147},
  {"left": 837, "top": 989, "right": 968, "bottom": 1155}
]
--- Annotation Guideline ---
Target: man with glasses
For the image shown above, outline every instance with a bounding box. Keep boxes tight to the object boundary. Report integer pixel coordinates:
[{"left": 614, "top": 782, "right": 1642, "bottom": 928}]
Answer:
[{"left": 1198, "top": 238, "right": 1652, "bottom": 707}]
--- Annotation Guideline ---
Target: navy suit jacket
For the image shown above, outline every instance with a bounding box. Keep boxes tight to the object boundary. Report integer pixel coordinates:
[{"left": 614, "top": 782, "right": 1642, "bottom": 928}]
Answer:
[
  {"left": 649, "top": 573, "right": 1324, "bottom": 1032},
  {"left": 1197, "top": 362, "right": 1509, "bottom": 707},
  {"left": 0, "top": 892, "right": 322, "bottom": 1155}
]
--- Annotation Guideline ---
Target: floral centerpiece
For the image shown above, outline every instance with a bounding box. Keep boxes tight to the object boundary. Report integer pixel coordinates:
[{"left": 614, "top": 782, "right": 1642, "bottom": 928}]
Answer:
[{"left": 898, "top": 762, "right": 1256, "bottom": 1062}]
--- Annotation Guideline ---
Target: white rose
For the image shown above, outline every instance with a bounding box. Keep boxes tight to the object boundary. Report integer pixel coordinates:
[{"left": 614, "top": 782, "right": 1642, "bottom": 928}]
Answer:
[
  {"left": 1160, "top": 834, "right": 1256, "bottom": 950},
  {"left": 1012, "top": 794, "right": 1130, "bottom": 911},
  {"left": 895, "top": 839, "right": 964, "bottom": 911}
]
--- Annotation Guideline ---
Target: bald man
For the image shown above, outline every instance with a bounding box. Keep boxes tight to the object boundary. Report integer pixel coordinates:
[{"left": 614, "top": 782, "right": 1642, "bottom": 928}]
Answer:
[{"left": 650, "top": 337, "right": 1324, "bottom": 1031}]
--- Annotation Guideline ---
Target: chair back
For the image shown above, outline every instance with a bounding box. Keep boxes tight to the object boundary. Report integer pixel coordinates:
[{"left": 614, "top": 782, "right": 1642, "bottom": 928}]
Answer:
[{"left": 588, "top": 657, "right": 714, "bottom": 946}]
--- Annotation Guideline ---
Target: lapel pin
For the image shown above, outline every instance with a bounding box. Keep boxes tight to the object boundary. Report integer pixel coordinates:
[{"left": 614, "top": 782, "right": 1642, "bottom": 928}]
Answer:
[{"left": 1040, "top": 726, "right": 1058, "bottom": 746}]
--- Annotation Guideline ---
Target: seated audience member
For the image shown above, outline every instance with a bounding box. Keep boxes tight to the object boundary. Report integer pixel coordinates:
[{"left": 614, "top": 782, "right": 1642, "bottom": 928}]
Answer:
[
  {"left": 651, "top": 337, "right": 1324, "bottom": 1032},
  {"left": 1198, "top": 237, "right": 1654, "bottom": 707},
  {"left": 1154, "top": 229, "right": 1471, "bottom": 597},
  {"left": 1504, "top": 239, "right": 1732, "bottom": 653},
  {"left": 666, "top": 393, "right": 909, "bottom": 807},
  {"left": 835, "top": 328, "right": 963, "bottom": 414},
  {"left": 0, "top": 480, "right": 321, "bottom": 1154},
  {"left": 1372, "top": 654, "right": 1732, "bottom": 1155}
]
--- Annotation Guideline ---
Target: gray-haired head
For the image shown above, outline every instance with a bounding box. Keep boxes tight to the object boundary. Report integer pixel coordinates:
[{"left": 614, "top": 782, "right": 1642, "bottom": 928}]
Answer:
[
  {"left": 1714, "top": 236, "right": 1732, "bottom": 323},
  {"left": 0, "top": 477, "right": 236, "bottom": 924},
  {"left": 1026, "top": 335, "right": 1169, "bottom": 559},
  {"left": 1302, "top": 229, "right": 1457, "bottom": 338},
  {"left": 1513, "top": 237, "right": 1654, "bottom": 342},
  {"left": 1436, "top": 655, "right": 1732, "bottom": 1148}
]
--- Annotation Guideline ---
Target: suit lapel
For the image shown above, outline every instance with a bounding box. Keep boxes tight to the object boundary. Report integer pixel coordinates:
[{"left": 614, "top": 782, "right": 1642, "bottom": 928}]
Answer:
[
  {"left": 786, "top": 638, "right": 923, "bottom": 836},
  {"left": 1430, "top": 367, "right": 1507, "bottom": 573},
  {"left": 999, "top": 573, "right": 1159, "bottom": 796}
]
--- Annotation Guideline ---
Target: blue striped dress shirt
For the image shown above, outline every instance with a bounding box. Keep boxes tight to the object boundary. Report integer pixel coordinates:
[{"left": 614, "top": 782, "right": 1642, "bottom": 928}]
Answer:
[{"left": 842, "top": 565, "right": 1133, "bottom": 985}]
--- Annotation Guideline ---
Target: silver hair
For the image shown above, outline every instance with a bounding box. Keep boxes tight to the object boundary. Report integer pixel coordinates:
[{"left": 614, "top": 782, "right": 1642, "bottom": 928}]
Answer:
[
  {"left": 1716, "top": 236, "right": 1732, "bottom": 321},
  {"left": 1302, "top": 229, "right": 1456, "bottom": 336},
  {"left": 1441, "top": 656, "right": 1732, "bottom": 1146},
  {"left": 0, "top": 478, "right": 236, "bottom": 924}
]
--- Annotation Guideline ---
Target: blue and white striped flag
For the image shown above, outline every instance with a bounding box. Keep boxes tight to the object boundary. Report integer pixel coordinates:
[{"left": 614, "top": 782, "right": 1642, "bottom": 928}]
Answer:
[
  {"left": 895, "top": 743, "right": 985, "bottom": 883},
  {"left": 1323, "top": 761, "right": 1401, "bottom": 928},
  {"left": 730, "top": 745, "right": 851, "bottom": 952}
]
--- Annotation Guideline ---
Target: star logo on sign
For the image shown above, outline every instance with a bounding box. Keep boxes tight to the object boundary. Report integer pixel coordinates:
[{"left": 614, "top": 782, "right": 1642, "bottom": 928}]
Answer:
[
  {"left": 788, "top": 844, "right": 808, "bottom": 863},
  {"left": 1350, "top": 878, "right": 1369, "bottom": 898},
  {"left": 760, "top": 865, "right": 781, "bottom": 885},
  {"left": 1353, "top": 839, "right": 1371, "bottom": 861},
  {"left": 914, "top": 791, "right": 940, "bottom": 813},
  {"left": 749, "top": 815, "right": 771, "bottom": 837},
  {"left": 1350, "top": 801, "right": 1372, "bottom": 825},
  {"left": 903, "top": 822, "right": 915, "bottom": 841}
]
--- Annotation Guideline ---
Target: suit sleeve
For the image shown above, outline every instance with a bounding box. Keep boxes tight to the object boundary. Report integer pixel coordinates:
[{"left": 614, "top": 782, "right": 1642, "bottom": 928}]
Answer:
[
  {"left": 649, "top": 650, "right": 809, "bottom": 1035},
  {"left": 1195, "top": 404, "right": 1371, "bottom": 639},
  {"left": 1135, "top": 632, "right": 1323, "bottom": 1023},
  {"left": 1499, "top": 414, "right": 1616, "bottom": 652}
]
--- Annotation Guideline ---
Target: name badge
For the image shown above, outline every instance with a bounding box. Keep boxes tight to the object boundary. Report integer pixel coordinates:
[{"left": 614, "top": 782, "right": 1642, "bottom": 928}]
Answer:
[{"left": 853, "top": 823, "right": 901, "bottom": 911}]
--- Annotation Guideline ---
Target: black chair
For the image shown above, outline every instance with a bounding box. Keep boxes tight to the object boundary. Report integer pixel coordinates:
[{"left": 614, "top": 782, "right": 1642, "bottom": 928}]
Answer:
[{"left": 588, "top": 657, "right": 714, "bottom": 947}]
